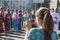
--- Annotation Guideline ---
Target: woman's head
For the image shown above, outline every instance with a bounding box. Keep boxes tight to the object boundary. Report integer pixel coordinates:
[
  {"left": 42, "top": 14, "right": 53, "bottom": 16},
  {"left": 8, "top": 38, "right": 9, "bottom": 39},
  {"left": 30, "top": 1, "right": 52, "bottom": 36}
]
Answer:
[
  {"left": 15, "top": 10, "right": 18, "bottom": 14},
  {"left": 35, "top": 7, "right": 54, "bottom": 40},
  {"left": 35, "top": 7, "right": 49, "bottom": 27},
  {"left": 0, "top": 7, "right": 4, "bottom": 16}
]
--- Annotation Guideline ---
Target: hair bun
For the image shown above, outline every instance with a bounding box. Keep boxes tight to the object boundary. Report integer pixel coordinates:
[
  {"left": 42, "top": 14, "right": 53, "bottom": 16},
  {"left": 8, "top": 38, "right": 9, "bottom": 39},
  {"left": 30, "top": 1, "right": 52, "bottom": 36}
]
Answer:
[{"left": 44, "top": 10, "right": 50, "bottom": 15}]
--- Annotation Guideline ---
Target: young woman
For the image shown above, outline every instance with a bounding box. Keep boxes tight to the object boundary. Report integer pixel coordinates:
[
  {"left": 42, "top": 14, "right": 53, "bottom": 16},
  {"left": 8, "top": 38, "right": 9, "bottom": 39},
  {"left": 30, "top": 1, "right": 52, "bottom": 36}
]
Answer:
[
  {"left": 25, "top": 19, "right": 32, "bottom": 40},
  {"left": 26, "top": 7, "right": 57, "bottom": 40},
  {"left": 12, "top": 10, "right": 19, "bottom": 31},
  {"left": 23, "top": 11, "right": 29, "bottom": 29},
  {"left": 0, "top": 7, "right": 4, "bottom": 33},
  {"left": 5, "top": 9, "right": 12, "bottom": 32},
  {"left": 18, "top": 10, "right": 23, "bottom": 30}
]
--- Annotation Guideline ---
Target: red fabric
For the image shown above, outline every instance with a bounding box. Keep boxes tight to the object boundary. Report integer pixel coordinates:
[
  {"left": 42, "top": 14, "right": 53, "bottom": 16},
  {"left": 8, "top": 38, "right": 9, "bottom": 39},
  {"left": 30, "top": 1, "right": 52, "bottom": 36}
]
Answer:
[{"left": 44, "top": 10, "right": 50, "bottom": 15}]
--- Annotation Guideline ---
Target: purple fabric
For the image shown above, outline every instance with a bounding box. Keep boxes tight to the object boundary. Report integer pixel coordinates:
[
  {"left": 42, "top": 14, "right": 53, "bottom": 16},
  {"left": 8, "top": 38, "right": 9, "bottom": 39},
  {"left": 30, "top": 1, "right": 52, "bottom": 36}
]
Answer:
[
  {"left": 6, "top": 13, "right": 11, "bottom": 17},
  {"left": 6, "top": 13, "right": 11, "bottom": 25},
  {"left": 16, "top": 13, "right": 19, "bottom": 24},
  {"left": 0, "top": 14, "right": 4, "bottom": 33}
]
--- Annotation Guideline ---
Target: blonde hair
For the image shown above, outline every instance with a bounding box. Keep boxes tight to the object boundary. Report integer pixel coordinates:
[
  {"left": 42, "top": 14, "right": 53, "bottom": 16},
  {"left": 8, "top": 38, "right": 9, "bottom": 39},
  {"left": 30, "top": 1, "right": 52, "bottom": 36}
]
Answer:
[{"left": 35, "top": 7, "right": 48, "bottom": 17}]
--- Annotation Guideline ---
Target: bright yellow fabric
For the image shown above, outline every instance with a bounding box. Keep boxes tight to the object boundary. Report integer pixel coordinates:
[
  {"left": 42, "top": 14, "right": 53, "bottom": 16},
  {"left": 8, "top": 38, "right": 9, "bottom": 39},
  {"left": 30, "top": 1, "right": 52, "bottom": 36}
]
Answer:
[{"left": 2, "top": 22, "right": 5, "bottom": 29}]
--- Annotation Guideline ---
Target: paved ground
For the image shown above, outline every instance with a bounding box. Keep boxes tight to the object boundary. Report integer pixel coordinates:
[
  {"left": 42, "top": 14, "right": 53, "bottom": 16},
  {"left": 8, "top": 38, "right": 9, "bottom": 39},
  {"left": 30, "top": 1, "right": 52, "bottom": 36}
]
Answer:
[
  {"left": 0, "top": 30, "right": 26, "bottom": 40},
  {"left": 0, "top": 30, "right": 60, "bottom": 40}
]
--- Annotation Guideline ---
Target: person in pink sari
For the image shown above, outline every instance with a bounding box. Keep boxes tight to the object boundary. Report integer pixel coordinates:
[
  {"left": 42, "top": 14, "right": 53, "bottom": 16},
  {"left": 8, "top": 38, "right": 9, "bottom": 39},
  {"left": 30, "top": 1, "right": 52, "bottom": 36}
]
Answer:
[{"left": 12, "top": 10, "right": 19, "bottom": 31}]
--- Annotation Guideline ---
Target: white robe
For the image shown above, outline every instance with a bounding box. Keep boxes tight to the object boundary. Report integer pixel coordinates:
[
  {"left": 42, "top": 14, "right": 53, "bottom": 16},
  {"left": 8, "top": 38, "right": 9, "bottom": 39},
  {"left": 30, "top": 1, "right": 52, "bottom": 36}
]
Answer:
[
  {"left": 51, "top": 12, "right": 60, "bottom": 35},
  {"left": 12, "top": 12, "right": 19, "bottom": 19},
  {"left": 12, "top": 12, "right": 19, "bottom": 30}
]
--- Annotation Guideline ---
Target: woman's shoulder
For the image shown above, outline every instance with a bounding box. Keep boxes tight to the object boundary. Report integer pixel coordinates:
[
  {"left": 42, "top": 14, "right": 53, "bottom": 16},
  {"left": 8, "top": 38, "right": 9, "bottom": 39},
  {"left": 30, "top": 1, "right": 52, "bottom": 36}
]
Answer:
[
  {"left": 27, "top": 28, "right": 45, "bottom": 40},
  {"left": 51, "top": 31, "right": 57, "bottom": 40},
  {"left": 52, "top": 31, "right": 57, "bottom": 34},
  {"left": 29, "top": 28, "right": 44, "bottom": 34},
  {"left": 52, "top": 31, "right": 57, "bottom": 36}
]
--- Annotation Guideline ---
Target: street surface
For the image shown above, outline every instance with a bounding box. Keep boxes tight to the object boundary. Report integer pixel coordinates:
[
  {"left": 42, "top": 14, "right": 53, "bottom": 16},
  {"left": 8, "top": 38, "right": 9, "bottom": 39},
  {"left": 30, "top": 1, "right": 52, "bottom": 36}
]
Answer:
[
  {"left": 0, "top": 30, "right": 26, "bottom": 40},
  {"left": 0, "top": 30, "right": 60, "bottom": 40}
]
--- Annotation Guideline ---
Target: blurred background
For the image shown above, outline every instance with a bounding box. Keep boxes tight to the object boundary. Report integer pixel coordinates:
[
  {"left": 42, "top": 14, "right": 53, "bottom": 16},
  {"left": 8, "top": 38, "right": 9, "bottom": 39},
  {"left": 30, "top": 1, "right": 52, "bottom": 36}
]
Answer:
[{"left": 0, "top": 0, "right": 60, "bottom": 40}]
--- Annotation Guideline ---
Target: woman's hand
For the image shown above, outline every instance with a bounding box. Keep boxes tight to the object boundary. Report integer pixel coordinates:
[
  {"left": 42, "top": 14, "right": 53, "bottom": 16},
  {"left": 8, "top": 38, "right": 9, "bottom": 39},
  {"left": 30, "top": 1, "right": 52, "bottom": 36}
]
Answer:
[{"left": 26, "top": 20, "right": 32, "bottom": 31}]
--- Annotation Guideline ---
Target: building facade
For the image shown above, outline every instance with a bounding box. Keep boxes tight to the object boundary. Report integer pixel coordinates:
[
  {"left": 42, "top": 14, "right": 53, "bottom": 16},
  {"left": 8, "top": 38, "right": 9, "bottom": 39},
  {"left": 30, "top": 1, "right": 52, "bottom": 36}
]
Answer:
[
  {"left": 0, "top": 0, "right": 33, "bottom": 10},
  {"left": 50, "top": 0, "right": 60, "bottom": 12},
  {"left": 33, "top": 0, "right": 44, "bottom": 10},
  {"left": 0, "top": 0, "right": 51, "bottom": 10},
  {"left": 50, "top": 0, "right": 57, "bottom": 9},
  {"left": 0, "top": 0, "right": 45, "bottom": 10},
  {"left": 6, "top": 0, "right": 33, "bottom": 10},
  {"left": 57, "top": 0, "right": 60, "bottom": 12}
]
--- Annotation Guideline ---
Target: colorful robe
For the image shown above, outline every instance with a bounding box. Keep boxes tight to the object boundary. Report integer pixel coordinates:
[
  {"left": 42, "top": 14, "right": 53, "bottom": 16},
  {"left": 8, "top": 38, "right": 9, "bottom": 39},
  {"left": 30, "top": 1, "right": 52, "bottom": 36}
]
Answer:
[
  {"left": 0, "top": 14, "right": 4, "bottom": 33},
  {"left": 5, "top": 13, "right": 12, "bottom": 32},
  {"left": 12, "top": 12, "right": 19, "bottom": 30},
  {"left": 18, "top": 13, "right": 23, "bottom": 30}
]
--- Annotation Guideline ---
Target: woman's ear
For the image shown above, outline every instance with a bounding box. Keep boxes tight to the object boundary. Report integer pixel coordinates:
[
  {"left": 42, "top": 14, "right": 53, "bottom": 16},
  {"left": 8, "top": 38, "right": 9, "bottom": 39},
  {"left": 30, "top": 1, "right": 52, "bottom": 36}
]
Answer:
[
  {"left": 35, "top": 17, "right": 39, "bottom": 25},
  {"left": 35, "top": 17, "right": 38, "bottom": 23},
  {"left": 35, "top": 17, "right": 43, "bottom": 26}
]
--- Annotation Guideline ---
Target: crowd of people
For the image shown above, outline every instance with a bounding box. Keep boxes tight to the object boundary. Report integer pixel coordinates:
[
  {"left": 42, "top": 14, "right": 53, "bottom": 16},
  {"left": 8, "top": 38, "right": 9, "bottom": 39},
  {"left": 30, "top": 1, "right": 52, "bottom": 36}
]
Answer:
[
  {"left": 0, "top": 7, "right": 35, "bottom": 33},
  {"left": 0, "top": 6, "right": 60, "bottom": 40}
]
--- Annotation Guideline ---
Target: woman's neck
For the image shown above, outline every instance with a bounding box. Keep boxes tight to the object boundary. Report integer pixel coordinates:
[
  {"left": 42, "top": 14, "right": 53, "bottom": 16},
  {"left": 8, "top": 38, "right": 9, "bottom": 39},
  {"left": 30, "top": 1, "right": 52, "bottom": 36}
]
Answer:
[
  {"left": 38, "top": 26, "right": 42, "bottom": 29},
  {"left": 36, "top": 23, "right": 42, "bottom": 29}
]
